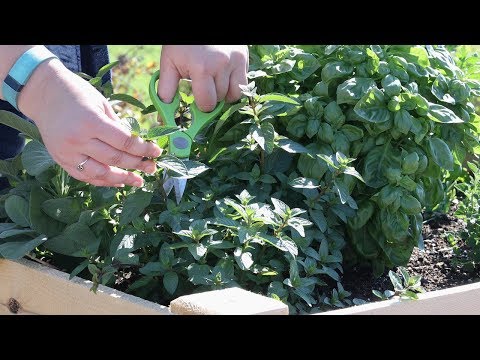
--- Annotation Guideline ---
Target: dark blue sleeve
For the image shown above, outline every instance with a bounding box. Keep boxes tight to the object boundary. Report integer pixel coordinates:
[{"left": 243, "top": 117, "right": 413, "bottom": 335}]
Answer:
[{"left": 80, "top": 45, "right": 111, "bottom": 84}]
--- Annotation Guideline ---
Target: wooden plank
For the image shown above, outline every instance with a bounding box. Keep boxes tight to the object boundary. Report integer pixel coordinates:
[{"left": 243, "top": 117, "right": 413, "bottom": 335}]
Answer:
[
  {"left": 170, "top": 287, "right": 288, "bottom": 315},
  {"left": 0, "top": 259, "right": 170, "bottom": 315},
  {"left": 319, "top": 281, "right": 480, "bottom": 315}
]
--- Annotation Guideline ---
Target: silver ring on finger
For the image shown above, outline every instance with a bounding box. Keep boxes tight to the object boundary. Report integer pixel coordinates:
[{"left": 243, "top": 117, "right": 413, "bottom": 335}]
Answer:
[{"left": 77, "top": 157, "right": 90, "bottom": 172}]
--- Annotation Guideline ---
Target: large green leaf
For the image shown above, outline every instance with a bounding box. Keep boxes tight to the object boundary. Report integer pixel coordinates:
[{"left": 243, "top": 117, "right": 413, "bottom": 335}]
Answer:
[
  {"left": 119, "top": 189, "right": 153, "bottom": 226},
  {"left": 337, "top": 78, "right": 376, "bottom": 105},
  {"left": 4, "top": 195, "right": 30, "bottom": 227},
  {"left": 0, "top": 223, "right": 18, "bottom": 233},
  {"left": 291, "top": 52, "right": 321, "bottom": 81},
  {"left": 394, "top": 109, "right": 413, "bottom": 134},
  {"left": 431, "top": 74, "right": 455, "bottom": 104},
  {"left": 321, "top": 61, "right": 353, "bottom": 83},
  {"left": 163, "top": 271, "right": 179, "bottom": 295},
  {"left": 156, "top": 155, "right": 188, "bottom": 176},
  {"left": 0, "top": 229, "right": 37, "bottom": 239},
  {"left": 449, "top": 80, "right": 470, "bottom": 103},
  {"left": 258, "top": 93, "right": 300, "bottom": 105},
  {"left": 45, "top": 222, "right": 100, "bottom": 257},
  {"left": 109, "top": 93, "right": 146, "bottom": 110},
  {"left": 362, "top": 143, "right": 401, "bottom": 188},
  {"left": 41, "top": 197, "right": 83, "bottom": 225},
  {"left": 427, "top": 137, "right": 454, "bottom": 171},
  {"left": 276, "top": 138, "right": 309, "bottom": 153},
  {"left": 145, "top": 126, "right": 179, "bottom": 140},
  {"left": 0, "top": 234, "right": 47, "bottom": 259},
  {"left": 251, "top": 122, "right": 275, "bottom": 154},
  {"left": 381, "top": 75, "right": 402, "bottom": 97},
  {"left": 21, "top": 140, "right": 56, "bottom": 176},
  {"left": 0, "top": 159, "right": 20, "bottom": 179},
  {"left": 259, "top": 234, "right": 298, "bottom": 257},
  {"left": 29, "top": 186, "right": 65, "bottom": 237},
  {"left": 0, "top": 110, "right": 42, "bottom": 142},
  {"left": 427, "top": 103, "right": 463, "bottom": 124},
  {"left": 340, "top": 124, "right": 364, "bottom": 141},
  {"left": 309, "top": 209, "right": 327, "bottom": 232},
  {"left": 354, "top": 88, "right": 392, "bottom": 123}
]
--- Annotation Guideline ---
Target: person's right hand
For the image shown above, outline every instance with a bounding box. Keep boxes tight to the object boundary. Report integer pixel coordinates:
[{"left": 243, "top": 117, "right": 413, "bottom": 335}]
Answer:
[{"left": 17, "top": 58, "right": 161, "bottom": 188}]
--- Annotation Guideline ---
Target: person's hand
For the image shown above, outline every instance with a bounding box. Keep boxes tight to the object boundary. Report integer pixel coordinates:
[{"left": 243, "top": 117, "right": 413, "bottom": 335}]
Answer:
[
  {"left": 157, "top": 45, "right": 249, "bottom": 112},
  {"left": 18, "top": 59, "right": 162, "bottom": 187}
]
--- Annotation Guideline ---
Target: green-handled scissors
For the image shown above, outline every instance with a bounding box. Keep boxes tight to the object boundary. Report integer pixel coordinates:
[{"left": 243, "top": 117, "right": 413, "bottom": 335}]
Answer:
[{"left": 149, "top": 70, "right": 224, "bottom": 203}]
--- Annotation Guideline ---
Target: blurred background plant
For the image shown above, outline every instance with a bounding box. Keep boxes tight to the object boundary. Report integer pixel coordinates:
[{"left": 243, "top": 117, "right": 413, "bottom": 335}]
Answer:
[{"left": 108, "top": 45, "right": 191, "bottom": 128}]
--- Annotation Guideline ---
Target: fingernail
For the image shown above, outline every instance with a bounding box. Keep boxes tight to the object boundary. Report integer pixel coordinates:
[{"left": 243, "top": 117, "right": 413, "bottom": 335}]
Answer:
[{"left": 134, "top": 179, "right": 143, "bottom": 187}]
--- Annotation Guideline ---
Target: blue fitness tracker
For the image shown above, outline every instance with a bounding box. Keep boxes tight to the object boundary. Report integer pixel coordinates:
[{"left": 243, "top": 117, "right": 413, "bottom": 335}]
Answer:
[{"left": 2, "top": 46, "right": 58, "bottom": 111}]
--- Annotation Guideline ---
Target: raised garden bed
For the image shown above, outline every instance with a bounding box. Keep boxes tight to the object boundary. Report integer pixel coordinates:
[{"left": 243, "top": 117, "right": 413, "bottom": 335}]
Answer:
[{"left": 2, "top": 256, "right": 479, "bottom": 315}]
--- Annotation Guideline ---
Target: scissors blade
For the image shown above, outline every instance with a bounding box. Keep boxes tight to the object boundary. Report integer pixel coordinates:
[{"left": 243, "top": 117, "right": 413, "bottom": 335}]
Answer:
[
  {"left": 162, "top": 158, "right": 189, "bottom": 204},
  {"left": 162, "top": 171, "right": 175, "bottom": 196},
  {"left": 173, "top": 178, "right": 187, "bottom": 204}
]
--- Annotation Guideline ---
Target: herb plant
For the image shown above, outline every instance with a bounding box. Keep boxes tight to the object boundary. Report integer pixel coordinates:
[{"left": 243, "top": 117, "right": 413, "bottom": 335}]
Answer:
[
  {"left": 373, "top": 267, "right": 424, "bottom": 300},
  {"left": 0, "top": 45, "right": 479, "bottom": 314}
]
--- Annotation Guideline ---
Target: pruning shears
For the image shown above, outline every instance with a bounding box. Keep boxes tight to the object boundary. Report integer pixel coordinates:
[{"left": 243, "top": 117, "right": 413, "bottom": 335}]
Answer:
[{"left": 149, "top": 70, "right": 224, "bottom": 204}]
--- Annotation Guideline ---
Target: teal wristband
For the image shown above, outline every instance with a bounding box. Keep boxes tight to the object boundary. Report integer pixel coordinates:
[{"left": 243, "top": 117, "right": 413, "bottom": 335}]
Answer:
[{"left": 2, "top": 46, "right": 58, "bottom": 111}]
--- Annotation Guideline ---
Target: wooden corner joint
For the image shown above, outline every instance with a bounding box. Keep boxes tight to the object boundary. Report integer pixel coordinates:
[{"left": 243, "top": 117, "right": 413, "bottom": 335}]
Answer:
[{"left": 170, "top": 287, "right": 289, "bottom": 315}]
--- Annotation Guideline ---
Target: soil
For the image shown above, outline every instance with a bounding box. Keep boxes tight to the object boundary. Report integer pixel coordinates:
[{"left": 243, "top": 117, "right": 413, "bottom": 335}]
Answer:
[{"left": 343, "top": 210, "right": 480, "bottom": 302}]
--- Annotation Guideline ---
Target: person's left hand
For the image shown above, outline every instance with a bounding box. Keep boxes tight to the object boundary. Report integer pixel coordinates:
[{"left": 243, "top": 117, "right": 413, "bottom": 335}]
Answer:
[{"left": 157, "top": 45, "right": 249, "bottom": 112}]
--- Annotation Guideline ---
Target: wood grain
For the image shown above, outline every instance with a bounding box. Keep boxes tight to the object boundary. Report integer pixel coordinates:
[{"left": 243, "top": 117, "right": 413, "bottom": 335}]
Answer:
[
  {"left": 0, "top": 258, "right": 170, "bottom": 315},
  {"left": 319, "top": 281, "right": 480, "bottom": 315}
]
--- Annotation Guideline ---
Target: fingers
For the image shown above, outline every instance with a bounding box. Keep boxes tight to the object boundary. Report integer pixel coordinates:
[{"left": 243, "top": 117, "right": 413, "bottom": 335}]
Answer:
[
  {"left": 66, "top": 156, "right": 144, "bottom": 188},
  {"left": 191, "top": 74, "right": 217, "bottom": 112},
  {"left": 95, "top": 114, "right": 162, "bottom": 158},
  {"left": 214, "top": 71, "right": 230, "bottom": 102},
  {"left": 157, "top": 56, "right": 181, "bottom": 103},
  {"left": 55, "top": 110, "right": 161, "bottom": 188},
  {"left": 83, "top": 139, "right": 157, "bottom": 174},
  {"left": 103, "top": 100, "right": 121, "bottom": 121},
  {"left": 226, "top": 65, "right": 248, "bottom": 104}
]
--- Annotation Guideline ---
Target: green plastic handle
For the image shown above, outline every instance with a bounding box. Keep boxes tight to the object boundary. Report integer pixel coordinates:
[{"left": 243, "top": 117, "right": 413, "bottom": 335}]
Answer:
[
  {"left": 149, "top": 70, "right": 180, "bottom": 128},
  {"left": 148, "top": 70, "right": 225, "bottom": 158}
]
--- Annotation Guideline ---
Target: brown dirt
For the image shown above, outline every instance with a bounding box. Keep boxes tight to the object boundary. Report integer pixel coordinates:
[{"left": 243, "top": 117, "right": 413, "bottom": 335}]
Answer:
[{"left": 343, "top": 211, "right": 480, "bottom": 302}]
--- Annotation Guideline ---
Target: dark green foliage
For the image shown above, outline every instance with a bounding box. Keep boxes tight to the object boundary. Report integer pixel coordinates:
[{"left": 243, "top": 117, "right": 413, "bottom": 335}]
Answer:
[{"left": 0, "top": 45, "right": 479, "bottom": 314}]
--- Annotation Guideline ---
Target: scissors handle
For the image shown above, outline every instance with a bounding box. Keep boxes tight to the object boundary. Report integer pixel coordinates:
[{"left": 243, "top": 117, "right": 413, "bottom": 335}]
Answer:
[
  {"left": 149, "top": 70, "right": 225, "bottom": 158},
  {"left": 149, "top": 71, "right": 180, "bottom": 127},
  {"left": 184, "top": 99, "right": 225, "bottom": 139}
]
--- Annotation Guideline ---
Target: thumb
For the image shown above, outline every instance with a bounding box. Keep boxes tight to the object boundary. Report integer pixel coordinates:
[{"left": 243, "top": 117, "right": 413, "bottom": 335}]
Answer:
[{"left": 157, "top": 57, "right": 181, "bottom": 103}]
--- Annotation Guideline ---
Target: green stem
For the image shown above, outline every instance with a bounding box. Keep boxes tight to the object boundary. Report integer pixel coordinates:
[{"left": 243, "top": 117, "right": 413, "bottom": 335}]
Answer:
[{"left": 274, "top": 217, "right": 289, "bottom": 237}]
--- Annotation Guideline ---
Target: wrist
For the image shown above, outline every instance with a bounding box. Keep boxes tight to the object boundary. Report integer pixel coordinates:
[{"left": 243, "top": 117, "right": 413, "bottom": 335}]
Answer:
[{"left": 17, "top": 57, "right": 68, "bottom": 121}]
